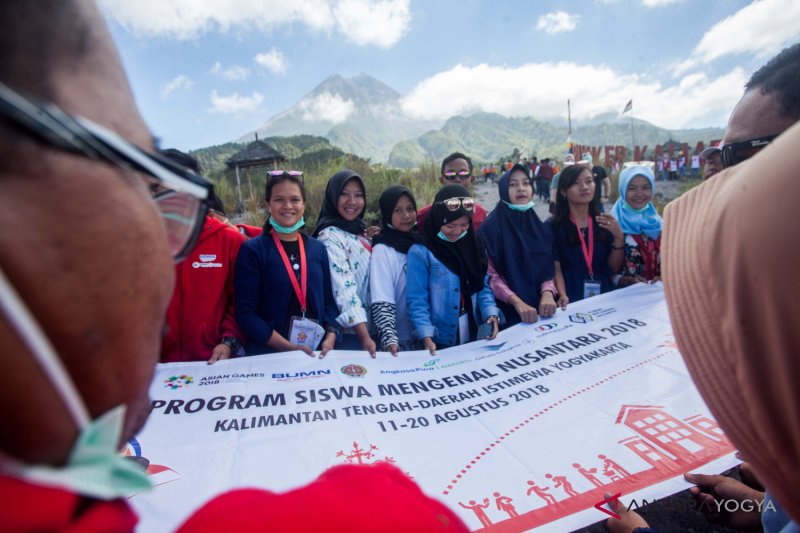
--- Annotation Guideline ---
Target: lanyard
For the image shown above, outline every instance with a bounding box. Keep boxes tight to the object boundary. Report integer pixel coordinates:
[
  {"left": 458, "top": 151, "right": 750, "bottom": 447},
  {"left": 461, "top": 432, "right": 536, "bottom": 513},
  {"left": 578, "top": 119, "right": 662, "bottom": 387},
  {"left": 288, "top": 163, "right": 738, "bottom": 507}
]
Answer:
[
  {"left": 570, "top": 213, "right": 594, "bottom": 279},
  {"left": 272, "top": 232, "right": 307, "bottom": 315},
  {"left": 632, "top": 234, "right": 660, "bottom": 280}
]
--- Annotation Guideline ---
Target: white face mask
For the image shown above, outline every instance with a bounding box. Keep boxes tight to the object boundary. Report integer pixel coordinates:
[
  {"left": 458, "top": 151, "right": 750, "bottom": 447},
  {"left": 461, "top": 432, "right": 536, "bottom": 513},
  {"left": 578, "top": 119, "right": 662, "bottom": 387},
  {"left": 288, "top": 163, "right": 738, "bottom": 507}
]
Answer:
[{"left": 0, "top": 267, "right": 151, "bottom": 499}]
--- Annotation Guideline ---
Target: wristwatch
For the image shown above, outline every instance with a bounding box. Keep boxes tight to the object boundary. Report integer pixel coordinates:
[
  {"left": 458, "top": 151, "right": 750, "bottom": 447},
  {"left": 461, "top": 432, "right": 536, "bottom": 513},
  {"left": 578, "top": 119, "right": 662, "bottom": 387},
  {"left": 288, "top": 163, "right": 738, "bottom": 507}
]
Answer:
[{"left": 220, "top": 336, "right": 242, "bottom": 354}]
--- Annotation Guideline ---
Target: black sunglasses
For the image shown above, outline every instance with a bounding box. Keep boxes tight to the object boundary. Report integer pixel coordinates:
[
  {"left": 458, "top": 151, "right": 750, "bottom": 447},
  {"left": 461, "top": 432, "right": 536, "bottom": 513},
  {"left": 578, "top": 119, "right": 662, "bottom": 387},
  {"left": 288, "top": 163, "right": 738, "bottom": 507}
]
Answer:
[
  {"left": 0, "top": 82, "right": 213, "bottom": 262},
  {"left": 442, "top": 170, "right": 472, "bottom": 181},
  {"left": 720, "top": 134, "right": 778, "bottom": 169}
]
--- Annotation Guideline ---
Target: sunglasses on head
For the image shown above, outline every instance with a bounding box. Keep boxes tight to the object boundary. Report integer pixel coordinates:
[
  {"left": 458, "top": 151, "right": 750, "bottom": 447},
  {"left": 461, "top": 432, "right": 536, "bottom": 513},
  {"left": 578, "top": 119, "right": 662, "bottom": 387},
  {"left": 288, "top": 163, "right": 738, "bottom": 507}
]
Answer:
[
  {"left": 436, "top": 197, "right": 475, "bottom": 212},
  {"left": 268, "top": 170, "right": 304, "bottom": 180},
  {"left": 442, "top": 170, "right": 472, "bottom": 181},
  {"left": 720, "top": 134, "right": 778, "bottom": 169}
]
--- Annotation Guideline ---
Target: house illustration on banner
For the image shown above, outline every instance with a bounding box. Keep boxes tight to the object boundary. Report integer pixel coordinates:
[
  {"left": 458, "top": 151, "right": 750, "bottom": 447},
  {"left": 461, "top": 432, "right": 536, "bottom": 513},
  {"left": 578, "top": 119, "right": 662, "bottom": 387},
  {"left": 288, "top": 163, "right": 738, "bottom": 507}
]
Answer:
[{"left": 616, "top": 405, "right": 732, "bottom": 471}]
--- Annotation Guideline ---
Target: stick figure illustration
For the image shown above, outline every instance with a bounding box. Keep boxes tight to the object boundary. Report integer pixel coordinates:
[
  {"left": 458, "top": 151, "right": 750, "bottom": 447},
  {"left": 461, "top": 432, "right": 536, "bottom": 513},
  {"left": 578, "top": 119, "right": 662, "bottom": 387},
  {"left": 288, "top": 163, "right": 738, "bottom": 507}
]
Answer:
[
  {"left": 526, "top": 480, "right": 557, "bottom": 505},
  {"left": 459, "top": 498, "right": 492, "bottom": 527},
  {"left": 492, "top": 491, "right": 519, "bottom": 518},
  {"left": 598, "top": 454, "right": 631, "bottom": 481},
  {"left": 545, "top": 473, "right": 580, "bottom": 497},
  {"left": 573, "top": 462, "right": 604, "bottom": 487}
]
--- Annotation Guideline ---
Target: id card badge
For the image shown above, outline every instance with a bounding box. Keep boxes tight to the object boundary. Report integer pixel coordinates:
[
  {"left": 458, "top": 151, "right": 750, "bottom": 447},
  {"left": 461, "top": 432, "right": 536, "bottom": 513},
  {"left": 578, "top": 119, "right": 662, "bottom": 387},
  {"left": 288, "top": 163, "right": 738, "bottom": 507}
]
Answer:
[
  {"left": 583, "top": 280, "right": 602, "bottom": 299},
  {"left": 290, "top": 316, "right": 325, "bottom": 350},
  {"left": 458, "top": 312, "right": 470, "bottom": 345}
]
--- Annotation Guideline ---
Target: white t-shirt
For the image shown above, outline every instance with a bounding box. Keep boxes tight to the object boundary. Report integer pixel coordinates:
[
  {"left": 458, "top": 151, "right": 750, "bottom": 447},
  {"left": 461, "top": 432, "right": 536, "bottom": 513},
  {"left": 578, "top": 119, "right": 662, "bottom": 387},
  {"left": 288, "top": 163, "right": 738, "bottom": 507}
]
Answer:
[{"left": 369, "top": 244, "right": 413, "bottom": 344}]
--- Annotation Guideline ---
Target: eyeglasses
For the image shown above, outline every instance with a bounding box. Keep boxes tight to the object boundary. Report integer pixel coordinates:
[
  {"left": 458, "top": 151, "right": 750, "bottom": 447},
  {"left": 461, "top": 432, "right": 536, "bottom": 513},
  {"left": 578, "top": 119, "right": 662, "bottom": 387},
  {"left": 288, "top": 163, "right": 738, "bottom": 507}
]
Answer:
[
  {"left": 268, "top": 170, "right": 304, "bottom": 181},
  {"left": 435, "top": 197, "right": 475, "bottom": 212},
  {"left": 0, "top": 82, "right": 212, "bottom": 262},
  {"left": 442, "top": 170, "right": 472, "bottom": 181},
  {"left": 720, "top": 134, "right": 778, "bottom": 169}
]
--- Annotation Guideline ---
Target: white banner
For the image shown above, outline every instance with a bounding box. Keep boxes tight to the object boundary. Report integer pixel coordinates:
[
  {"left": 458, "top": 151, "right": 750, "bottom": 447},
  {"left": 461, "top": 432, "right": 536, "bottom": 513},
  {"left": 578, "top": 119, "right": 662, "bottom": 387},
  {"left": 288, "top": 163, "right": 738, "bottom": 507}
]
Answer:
[{"left": 129, "top": 283, "right": 737, "bottom": 532}]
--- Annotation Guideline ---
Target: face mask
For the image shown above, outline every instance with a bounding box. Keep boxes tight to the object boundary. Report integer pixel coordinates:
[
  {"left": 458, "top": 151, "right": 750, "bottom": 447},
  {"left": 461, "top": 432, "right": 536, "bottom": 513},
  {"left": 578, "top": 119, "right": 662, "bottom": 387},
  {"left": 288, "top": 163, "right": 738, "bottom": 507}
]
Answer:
[
  {"left": 622, "top": 201, "right": 650, "bottom": 214},
  {"left": 269, "top": 216, "right": 305, "bottom": 233},
  {"left": 0, "top": 267, "right": 151, "bottom": 499},
  {"left": 437, "top": 230, "right": 468, "bottom": 242},
  {"left": 504, "top": 200, "right": 535, "bottom": 212}
]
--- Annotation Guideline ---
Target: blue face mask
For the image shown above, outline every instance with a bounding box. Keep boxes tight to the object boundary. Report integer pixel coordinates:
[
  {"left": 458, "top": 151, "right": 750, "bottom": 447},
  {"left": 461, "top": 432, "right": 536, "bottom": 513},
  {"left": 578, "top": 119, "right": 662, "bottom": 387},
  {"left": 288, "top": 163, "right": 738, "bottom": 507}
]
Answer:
[
  {"left": 437, "top": 230, "right": 468, "bottom": 242},
  {"left": 269, "top": 216, "right": 305, "bottom": 233},
  {"left": 0, "top": 268, "right": 151, "bottom": 499},
  {"left": 504, "top": 200, "right": 535, "bottom": 212}
]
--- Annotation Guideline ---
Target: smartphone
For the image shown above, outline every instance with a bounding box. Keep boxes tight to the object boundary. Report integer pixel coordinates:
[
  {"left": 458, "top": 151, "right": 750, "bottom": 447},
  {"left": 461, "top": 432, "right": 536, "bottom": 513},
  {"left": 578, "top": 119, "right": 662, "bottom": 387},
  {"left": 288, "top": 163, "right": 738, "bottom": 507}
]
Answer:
[{"left": 477, "top": 322, "right": 493, "bottom": 340}]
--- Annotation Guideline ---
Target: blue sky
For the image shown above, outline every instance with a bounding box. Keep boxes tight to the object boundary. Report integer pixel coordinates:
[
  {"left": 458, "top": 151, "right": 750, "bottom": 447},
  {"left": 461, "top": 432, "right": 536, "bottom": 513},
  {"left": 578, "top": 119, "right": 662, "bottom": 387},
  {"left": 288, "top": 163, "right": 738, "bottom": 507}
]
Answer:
[{"left": 101, "top": 0, "right": 800, "bottom": 151}]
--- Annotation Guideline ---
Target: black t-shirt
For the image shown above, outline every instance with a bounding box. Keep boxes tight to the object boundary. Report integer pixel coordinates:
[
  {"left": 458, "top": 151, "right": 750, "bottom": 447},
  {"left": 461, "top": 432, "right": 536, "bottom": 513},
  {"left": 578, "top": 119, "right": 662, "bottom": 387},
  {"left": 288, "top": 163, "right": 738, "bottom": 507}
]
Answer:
[
  {"left": 279, "top": 239, "right": 311, "bottom": 336},
  {"left": 592, "top": 165, "right": 608, "bottom": 202}
]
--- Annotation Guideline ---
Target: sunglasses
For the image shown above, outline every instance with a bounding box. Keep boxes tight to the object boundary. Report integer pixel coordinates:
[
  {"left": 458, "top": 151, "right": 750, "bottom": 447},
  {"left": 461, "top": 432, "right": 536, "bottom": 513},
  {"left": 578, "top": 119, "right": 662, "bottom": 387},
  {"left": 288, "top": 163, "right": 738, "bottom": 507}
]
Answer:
[
  {"left": 436, "top": 197, "right": 475, "bottom": 212},
  {"left": 268, "top": 170, "right": 304, "bottom": 180},
  {"left": 442, "top": 170, "right": 472, "bottom": 181},
  {"left": 720, "top": 134, "right": 778, "bottom": 169},
  {"left": 0, "top": 82, "right": 212, "bottom": 262}
]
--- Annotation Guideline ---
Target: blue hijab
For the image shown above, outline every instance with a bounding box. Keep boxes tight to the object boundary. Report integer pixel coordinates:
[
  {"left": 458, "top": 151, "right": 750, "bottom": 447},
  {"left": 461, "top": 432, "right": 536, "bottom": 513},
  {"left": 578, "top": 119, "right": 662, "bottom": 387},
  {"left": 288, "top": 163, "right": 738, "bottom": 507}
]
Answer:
[
  {"left": 479, "top": 165, "right": 554, "bottom": 307},
  {"left": 611, "top": 165, "right": 662, "bottom": 240}
]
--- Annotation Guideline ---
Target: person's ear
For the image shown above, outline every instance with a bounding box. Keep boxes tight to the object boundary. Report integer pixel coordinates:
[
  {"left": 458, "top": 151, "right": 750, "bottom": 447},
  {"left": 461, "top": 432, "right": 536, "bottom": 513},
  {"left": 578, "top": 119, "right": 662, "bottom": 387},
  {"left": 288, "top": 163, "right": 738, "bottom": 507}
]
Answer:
[{"left": 439, "top": 176, "right": 446, "bottom": 185}]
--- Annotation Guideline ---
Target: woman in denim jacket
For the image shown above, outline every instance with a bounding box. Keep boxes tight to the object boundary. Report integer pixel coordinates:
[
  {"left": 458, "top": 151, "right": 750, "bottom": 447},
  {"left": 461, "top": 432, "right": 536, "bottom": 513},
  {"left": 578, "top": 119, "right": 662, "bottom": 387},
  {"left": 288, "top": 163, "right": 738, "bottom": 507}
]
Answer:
[{"left": 407, "top": 184, "right": 501, "bottom": 355}]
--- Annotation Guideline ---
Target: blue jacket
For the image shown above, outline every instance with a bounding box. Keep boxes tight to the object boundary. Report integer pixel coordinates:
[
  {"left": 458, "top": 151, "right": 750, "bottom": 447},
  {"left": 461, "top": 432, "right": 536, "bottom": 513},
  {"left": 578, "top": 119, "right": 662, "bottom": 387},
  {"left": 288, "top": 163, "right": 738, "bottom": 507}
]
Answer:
[
  {"left": 235, "top": 232, "right": 339, "bottom": 355},
  {"left": 406, "top": 244, "right": 501, "bottom": 347}
]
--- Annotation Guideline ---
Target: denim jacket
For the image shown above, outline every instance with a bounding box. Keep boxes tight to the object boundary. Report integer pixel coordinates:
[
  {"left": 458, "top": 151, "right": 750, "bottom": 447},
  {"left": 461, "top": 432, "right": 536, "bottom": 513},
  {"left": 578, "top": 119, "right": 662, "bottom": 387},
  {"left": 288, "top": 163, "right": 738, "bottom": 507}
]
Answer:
[{"left": 406, "top": 244, "right": 501, "bottom": 347}]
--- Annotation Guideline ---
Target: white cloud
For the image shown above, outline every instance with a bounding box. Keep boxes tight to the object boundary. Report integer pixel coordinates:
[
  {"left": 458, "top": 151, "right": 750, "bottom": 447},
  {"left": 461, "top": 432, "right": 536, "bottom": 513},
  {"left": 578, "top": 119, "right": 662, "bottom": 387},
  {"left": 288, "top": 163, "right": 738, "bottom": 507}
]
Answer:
[
  {"left": 641, "top": 0, "right": 683, "bottom": 7},
  {"left": 99, "top": 0, "right": 410, "bottom": 47},
  {"left": 298, "top": 92, "right": 355, "bottom": 124},
  {"left": 400, "top": 62, "right": 746, "bottom": 129},
  {"left": 536, "top": 12, "right": 579, "bottom": 35},
  {"left": 674, "top": 0, "right": 800, "bottom": 74},
  {"left": 210, "top": 61, "right": 251, "bottom": 81},
  {"left": 209, "top": 90, "right": 264, "bottom": 114},
  {"left": 160, "top": 74, "right": 193, "bottom": 99},
  {"left": 332, "top": 0, "right": 411, "bottom": 48},
  {"left": 254, "top": 48, "right": 288, "bottom": 75}
]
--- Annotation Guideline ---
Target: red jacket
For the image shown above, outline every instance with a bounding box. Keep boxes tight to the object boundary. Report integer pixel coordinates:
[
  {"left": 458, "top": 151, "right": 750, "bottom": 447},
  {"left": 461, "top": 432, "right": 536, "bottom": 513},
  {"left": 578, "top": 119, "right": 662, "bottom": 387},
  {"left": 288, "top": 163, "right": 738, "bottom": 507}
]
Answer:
[
  {"left": 416, "top": 202, "right": 488, "bottom": 233},
  {"left": 161, "top": 216, "right": 246, "bottom": 363}
]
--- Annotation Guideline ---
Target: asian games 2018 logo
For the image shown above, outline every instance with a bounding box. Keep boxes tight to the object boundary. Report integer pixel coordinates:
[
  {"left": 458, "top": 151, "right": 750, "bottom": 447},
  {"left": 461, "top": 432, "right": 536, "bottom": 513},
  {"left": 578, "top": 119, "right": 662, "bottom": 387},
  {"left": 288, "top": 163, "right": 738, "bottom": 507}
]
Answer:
[{"left": 164, "top": 374, "right": 193, "bottom": 389}]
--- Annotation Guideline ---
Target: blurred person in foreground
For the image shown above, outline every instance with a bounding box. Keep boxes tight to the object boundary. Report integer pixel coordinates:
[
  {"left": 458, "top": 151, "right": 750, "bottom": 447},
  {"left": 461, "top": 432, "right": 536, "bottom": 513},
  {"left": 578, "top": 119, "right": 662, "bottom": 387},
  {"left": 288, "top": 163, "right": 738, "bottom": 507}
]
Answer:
[{"left": 0, "top": 1, "right": 467, "bottom": 531}]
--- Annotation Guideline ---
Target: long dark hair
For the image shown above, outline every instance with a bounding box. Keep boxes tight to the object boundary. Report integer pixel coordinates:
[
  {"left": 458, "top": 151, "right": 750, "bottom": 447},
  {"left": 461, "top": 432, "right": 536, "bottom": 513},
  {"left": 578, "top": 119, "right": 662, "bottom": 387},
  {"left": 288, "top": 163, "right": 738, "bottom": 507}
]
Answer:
[{"left": 552, "top": 164, "right": 610, "bottom": 245}]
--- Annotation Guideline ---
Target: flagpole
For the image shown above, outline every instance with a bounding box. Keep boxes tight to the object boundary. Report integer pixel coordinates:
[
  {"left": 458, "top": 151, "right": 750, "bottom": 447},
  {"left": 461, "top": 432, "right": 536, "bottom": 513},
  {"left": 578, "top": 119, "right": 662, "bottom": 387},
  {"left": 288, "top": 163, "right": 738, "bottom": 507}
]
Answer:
[
  {"left": 629, "top": 100, "right": 635, "bottom": 156},
  {"left": 567, "top": 99, "right": 573, "bottom": 154}
]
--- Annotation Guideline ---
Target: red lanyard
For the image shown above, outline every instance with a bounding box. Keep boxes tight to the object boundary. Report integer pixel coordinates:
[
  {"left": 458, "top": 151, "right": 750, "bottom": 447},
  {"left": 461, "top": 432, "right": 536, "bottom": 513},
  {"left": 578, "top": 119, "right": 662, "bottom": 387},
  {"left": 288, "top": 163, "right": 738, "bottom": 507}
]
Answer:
[
  {"left": 632, "top": 234, "right": 660, "bottom": 280},
  {"left": 271, "top": 232, "right": 307, "bottom": 315},
  {"left": 570, "top": 213, "right": 594, "bottom": 279}
]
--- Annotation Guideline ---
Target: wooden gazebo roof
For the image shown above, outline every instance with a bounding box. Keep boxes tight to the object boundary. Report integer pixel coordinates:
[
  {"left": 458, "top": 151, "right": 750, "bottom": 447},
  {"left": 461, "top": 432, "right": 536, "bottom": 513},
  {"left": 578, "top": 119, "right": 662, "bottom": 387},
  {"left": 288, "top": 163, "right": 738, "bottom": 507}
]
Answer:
[{"left": 226, "top": 135, "right": 286, "bottom": 169}]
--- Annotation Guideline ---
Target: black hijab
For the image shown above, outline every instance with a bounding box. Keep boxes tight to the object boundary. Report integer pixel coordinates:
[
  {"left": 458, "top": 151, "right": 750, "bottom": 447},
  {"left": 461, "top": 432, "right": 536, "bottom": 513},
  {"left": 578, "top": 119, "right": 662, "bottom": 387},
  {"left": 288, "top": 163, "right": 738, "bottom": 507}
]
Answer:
[
  {"left": 372, "top": 185, "right": 421, "bottom": 254},
  {"left": 312, "top": 169, "right": 367, "bottom": 237},
  {"left": 423, "top": 184, "right": 488, "bottom": 296},
  {"left": 480, "top": 164, "right": 554, "bottom": 307}
]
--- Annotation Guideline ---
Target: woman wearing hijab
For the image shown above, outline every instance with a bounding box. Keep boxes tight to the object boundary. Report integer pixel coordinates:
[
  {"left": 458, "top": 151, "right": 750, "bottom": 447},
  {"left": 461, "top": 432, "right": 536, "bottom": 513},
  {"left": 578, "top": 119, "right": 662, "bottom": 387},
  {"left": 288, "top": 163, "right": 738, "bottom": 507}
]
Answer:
[
  {"left": 611, "top": 165, "right": 662, "bottom": 287},
  {"left": 480, "top": 164, "right": 557, "bottom": 327},
  {"left": 369, "top": 186, "right": 421, "bottom": 355},
  {"left": 313, "top": 170, "right": 376, "bottom": 355},
  {"left": 407, "top": 184, "right": 501, "bottom": 355}
]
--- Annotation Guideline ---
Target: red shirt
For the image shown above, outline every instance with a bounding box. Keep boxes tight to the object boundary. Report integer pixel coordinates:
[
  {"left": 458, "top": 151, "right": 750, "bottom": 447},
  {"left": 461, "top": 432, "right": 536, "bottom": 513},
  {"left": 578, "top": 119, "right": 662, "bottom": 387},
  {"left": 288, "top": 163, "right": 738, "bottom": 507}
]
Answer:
[{"left": 0, "top": 464, "right": 468, "bottom": 533}]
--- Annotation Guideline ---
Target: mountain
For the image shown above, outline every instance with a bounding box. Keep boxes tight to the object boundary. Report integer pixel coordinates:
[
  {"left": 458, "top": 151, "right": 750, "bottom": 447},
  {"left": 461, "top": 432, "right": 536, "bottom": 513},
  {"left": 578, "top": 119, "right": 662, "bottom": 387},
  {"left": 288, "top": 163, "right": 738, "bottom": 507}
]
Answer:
[
  {"left": 387, "top": 112, "right": 726, "bottom": 167},
  {"left": 238, "top": 73, "right": 441, "bottom": 162}
]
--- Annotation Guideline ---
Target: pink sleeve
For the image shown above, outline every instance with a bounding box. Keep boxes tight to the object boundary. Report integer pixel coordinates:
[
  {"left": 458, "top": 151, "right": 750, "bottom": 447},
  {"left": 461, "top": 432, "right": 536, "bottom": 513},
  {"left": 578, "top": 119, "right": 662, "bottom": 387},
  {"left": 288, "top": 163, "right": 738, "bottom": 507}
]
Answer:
[
  {"left": 540, "top": 279, "right": 557, "bottom": 297},
  {"left": 487, "top": 259, "right": 515, "bottom": 303}
]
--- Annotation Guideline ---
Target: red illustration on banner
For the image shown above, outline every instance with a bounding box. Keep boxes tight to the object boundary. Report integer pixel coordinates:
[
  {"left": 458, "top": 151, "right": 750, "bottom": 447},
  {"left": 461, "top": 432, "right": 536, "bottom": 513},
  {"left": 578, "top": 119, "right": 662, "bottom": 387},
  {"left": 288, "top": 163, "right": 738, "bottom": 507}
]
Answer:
[
  {"left": 336, "top": 441, "right": 396, "bottom": 465},
  {"left": 459, "top": 498, "right": 493, "bottom": 527},
  {"left": 450, "top": 402, "right": 735, "bottom": 532}
]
